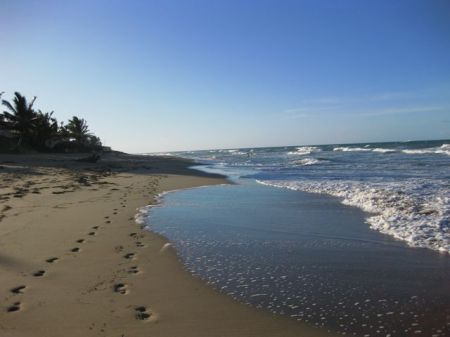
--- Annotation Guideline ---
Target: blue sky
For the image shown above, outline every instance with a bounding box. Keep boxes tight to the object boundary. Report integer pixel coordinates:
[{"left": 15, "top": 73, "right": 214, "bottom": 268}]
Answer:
[{"left": 1, "top": 0, "right": 450, "bottom": 152}]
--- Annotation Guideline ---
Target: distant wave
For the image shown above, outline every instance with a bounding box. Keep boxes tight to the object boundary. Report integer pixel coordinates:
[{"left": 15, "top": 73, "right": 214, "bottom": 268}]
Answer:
[
  {"left": 333, "top": 144, "right": 450, "bottom": 156},
  {"left": 333, "top": 147, "right": 396, "bottom": 153},
  {"left": 372, "top": 148, "right": 396, "bottom": 153},
  {"left": 147, "top": 152, "right": 176, "bottom": 156},
  {"left": 333, "top": 147, "right": 370, "bottom": 152},
  {"left": 257, "top": 179, "right": 450, "bottom": 254},
  {"left": 402, "top": 144, "right": 450, "bottom": 156},
  {"left": 213, "top": 149, "right": 251, "bottom": 156},
  {"left": 287, "top": 146, "right": 321, "bottom": 156},
  {"left": 292, "top": 158, "right": 322, "bottom": 166},
  {"left": 225, "top": 149, "right": 247, "bottom": 155}
]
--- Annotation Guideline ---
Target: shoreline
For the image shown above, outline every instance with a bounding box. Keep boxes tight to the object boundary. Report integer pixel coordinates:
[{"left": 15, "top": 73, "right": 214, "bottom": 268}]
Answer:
[
  {"left": 146, "top": 173, "right": 450, "bottom": 337},
  {"left": 0, "top": 152, "right": 333, "bottom": 337}
]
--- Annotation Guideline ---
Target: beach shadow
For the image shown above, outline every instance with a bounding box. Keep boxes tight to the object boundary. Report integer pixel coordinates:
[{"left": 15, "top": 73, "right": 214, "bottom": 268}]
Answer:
[{"left": 0, "top": 252, "right": 29, "bottom": 269}]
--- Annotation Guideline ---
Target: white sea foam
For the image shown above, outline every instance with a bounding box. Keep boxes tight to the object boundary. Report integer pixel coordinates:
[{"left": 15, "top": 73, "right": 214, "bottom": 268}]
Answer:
[
  {"left": 287, "top": 146, "right": 321, "bottom": 156},
  {"left": 257, "top": 179, "right": 450, "bottom": 254},
  {"left": 293, "top": 158, "right": 321, "bottom": 166},
  {"left": 134, "top": 205, "right": 153, "bottom": 225},
  {"left": 402, "top": 149, "right": 428, "bottom": 154},
  {"left": 402, "top": 144, "right": 450, "bottom": 156},
  {"left": 134, "top": 191, "right": 169, "bottom": 225},
  {"left": 333, "top": 147, "right": 397, "bottom": 153},
  {"left": 333, "top": 147, "right": 370, "bottom": 152},
  {"left": 215, "top": 149, "right": 248, "bottom": 155},
  {"left": 372, "top": 148, "right": 396, "bottom": 153},
  {"left": 146, "top": 152, "right": 174, "bottom": 156}
]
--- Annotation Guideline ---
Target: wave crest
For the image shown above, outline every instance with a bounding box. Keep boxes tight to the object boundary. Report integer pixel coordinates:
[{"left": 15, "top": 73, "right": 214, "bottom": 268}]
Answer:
[
  {"left": 402, "top": 144, "right": 450, "bottom": 156},
  {"left": 287, "top": 146, "right": 321, "bottom": 156},
  {"left": 292, "top": 158, "right": 321, "bottom": 166}
]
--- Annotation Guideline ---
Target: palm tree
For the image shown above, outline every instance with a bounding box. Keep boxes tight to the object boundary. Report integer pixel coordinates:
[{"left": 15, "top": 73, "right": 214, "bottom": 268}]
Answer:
[
  {"left": 32, "top": 110, "right": 59, "bottom": 150},
  {"left": 1, "top": 92, "right": 37, "bottom": 147},
  {"left": 64, "top": 116, "right": 91, "bottom": 144}
]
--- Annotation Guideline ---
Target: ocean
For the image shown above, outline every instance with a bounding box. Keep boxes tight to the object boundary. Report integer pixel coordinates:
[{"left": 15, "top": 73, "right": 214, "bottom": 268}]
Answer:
[
  {"left": 175, "top": 139, "right": 450, "bottom": 253},
  {"left": 141, "top": 140, "right": 450, "bottom": 336}
]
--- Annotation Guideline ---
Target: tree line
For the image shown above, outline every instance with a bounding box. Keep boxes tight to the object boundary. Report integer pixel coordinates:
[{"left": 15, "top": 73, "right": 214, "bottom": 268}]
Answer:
[{"left": 0, "top": 92, "right": 102, "bottom": 153}]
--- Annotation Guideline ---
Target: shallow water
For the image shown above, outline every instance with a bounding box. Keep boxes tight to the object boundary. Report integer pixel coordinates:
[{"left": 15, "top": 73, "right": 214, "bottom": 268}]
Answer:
[{"left": 146, "top": 180, "right": 450, "bottom": 337}]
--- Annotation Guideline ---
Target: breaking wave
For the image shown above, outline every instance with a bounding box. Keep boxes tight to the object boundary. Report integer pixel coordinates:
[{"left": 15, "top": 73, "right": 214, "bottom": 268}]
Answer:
[
  {"left": 257, "top": 179, "right": 450, "bottom": 254},
  {"left": 287, "top": 146, "right": 322, "bottom": 156},
  {"left": 402, "top": 144, "right": 450, "bottom": 156}
]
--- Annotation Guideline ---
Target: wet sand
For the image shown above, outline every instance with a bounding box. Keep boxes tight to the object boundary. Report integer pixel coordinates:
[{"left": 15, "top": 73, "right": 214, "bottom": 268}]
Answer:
[{"left": 0, "top": 152, "right": 334, "bottom": 337}]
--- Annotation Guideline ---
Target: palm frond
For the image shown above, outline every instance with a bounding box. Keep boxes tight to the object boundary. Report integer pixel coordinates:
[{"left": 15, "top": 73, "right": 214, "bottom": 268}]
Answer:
[{"left": 2, "top": 100, "right": 17, "bottom": 114}]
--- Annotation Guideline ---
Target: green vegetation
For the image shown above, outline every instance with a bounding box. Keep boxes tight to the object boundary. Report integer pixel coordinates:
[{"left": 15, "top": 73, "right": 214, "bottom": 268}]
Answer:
[{"left": 0, "top": 91, "right": 102, "bottom": 153}]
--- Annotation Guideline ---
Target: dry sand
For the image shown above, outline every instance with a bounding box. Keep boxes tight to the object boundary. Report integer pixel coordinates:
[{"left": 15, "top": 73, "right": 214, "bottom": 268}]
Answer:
[{"left": 0, "top": 152, "right": 334, "bottom": 337}]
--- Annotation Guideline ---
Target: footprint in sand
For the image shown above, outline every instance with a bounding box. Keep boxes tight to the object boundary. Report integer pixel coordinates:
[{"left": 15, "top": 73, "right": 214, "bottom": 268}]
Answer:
[
  {"left": 135, "top": 241, "right": 145, "bottom": 248},
  {"left": 88, "top": 231, "right": 96, "bottom": 236},
  {"left": 129, "top": 233, "right": 137, "bottom": 237},
  {"left": 123, "top": 253, "right": 135, "bottom": 260},
  {"left": 105, "top": 220, "right": 111, "bottom": 224},
  {"left": 33, "top": 270, "right": 45, "bottom": 277},
  {"left": 76, "top": 239, "right": 85, "bottom": 244},
  {"left": 134, "top": 306, "right": 151, "bottom": 320},
  {"left": 7, "top": 302, "right": 21, "bottom": 313},
  {"left": 11, "top": 285, "right": 26, "bottom": 294},
  {"left": 92, "top": 226, "right": 99, "bottom": 230},
  {"left": 113, "top": 283, "right": 128, "bottom": 294},
  {"left": 71, "top": 247, "right": 80, "bottom": 253},
  {"left": 128, "top": 266, "right": 140, "bottom": 274},
  {"left": 46, "top": 257, "right": 59, "bottom": 263}
]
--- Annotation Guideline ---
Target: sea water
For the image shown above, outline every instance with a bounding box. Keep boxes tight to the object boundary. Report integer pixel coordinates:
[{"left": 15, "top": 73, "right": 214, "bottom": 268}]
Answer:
[
  {"left": 175, "top": 139, "right": 450, "bottom": 253},
  {"left": 142, "top": 140, "right": 450, "bottom": 336}
]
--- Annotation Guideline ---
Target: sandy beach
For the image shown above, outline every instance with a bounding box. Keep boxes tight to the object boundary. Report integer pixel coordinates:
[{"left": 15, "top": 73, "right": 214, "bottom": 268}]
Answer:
[{"left": 0, "top": 152, "right": 332, "bottom": 337}]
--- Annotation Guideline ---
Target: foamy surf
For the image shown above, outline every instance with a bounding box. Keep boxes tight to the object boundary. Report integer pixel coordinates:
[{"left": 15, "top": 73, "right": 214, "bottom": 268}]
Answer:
[
  {"left": 402, "top": 144, "right": 450, "bottom": 156},
  {"left": 333, "top": 146, "right": 397, "bottom": 153},
  {"left": 257, "top": 179, "right": 450, "bottom": 254},
  {"left": 175, "top": 139, "right": 450, "bottom": 254},
  {"left": 287, "top": 146, "right": 321, "bottom": 156},
  {"left": 292, "top": 158, "right": 322, "bottom": 166}
]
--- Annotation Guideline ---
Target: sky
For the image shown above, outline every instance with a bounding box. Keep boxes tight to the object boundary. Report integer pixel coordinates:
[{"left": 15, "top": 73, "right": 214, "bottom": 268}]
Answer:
[{"left": 1, "top": 0, "right": 450, "bottom": 153}]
